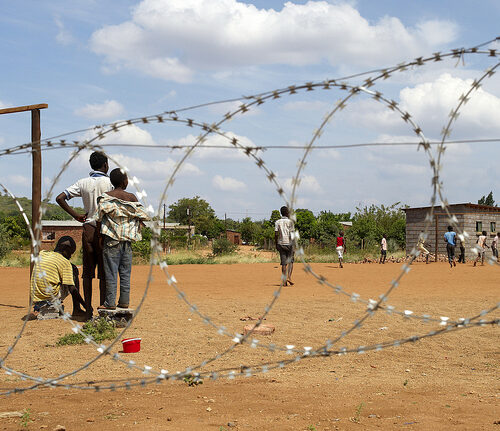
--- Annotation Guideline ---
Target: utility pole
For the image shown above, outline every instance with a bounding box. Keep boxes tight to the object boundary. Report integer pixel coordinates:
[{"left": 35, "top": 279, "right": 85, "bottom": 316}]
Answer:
[
  {"left": 163, "top": 203, "right": 166, "bottom": 252},
  {"left": 187, "top": 205, "right": 191, "bottom": 248},
  {"left": 0, "top": 103, "right": 48, "bottom": 275}
]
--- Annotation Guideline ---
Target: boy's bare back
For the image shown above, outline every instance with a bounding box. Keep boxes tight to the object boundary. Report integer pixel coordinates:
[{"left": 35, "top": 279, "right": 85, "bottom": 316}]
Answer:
[{"left": 106, "top": 189, "right": 138, "bottom": 202}]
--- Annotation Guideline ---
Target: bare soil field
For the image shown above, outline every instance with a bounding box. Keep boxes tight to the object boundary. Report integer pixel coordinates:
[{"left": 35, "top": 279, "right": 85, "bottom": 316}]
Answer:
[{"left": 0, "top": 262, "right": 498, "bottom": 430}]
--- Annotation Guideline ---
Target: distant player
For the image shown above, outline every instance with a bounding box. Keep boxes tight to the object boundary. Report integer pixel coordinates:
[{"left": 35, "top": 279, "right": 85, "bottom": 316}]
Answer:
[
  {"left": 417, "top": 232, "right": 430, "bottom": 264},
  {"left": 491, "top": 232, "right": 498, "bottom": 261},
  {"left": 274, "top": 206, "right": 295, "bottom": 286},
  {"left": 457, "top": 235, "right": 466, "bottom": 263},
  {"left": 444, "top": 225, "right": 457, "bottom": 268},
  {"left": 473, "top": 230, "right": 489, "bottom": 267},
  {"left": 379, "top": 234, "right": 387, "bottom": 264},
  {"left": 336, "top": 231, "right": 346, "bottom": 268}
]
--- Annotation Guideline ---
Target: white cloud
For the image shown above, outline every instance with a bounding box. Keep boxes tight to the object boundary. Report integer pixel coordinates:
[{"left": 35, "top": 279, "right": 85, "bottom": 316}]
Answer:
[
  {"left": 0, "top": 100, "right": 7, "bottom": 109},
  {"left": 75, "top": 100, "right": 125, "bottom": 120},
  {"left": 1, "top": 174, "right": 30, "bottom": 187},
  {"left": 212, "top": 174, "right": 246, "bottom": 191},
  {"left": 165, "top": 132, "right": 260, "bottom": 160},
  {"left": 54, "top": 17, "right": 74, "bottom": 45},
  {"left": 90, "top": 0, "right": 458, "bottom": 82},
  {"left": 284, "top": 174, "right": 322, "bottom": 195},
  {"left": 110, "top": 153, "right": 202, "bottom": 179}
]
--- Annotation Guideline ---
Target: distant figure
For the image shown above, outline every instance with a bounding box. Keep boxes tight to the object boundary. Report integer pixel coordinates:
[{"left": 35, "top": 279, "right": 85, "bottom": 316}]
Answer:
[
  {"left": 56, "top": 151, "right": 112, "bottom": 311},
  {"left": 274, "top": 206, "right": 295, "bottom": 285},
  {"left": 473, "top": 230, "right": 489, "bottom": 267},
  {"left": 457, "top": 235, "right": 466, "bottom": 263},
  {"left": 336, "top": 231, "right": 346, "bottom": 268},
  {"left": 491, "top": 232, "right": 498, "bottom": 261},
  {"left": 30, "top": 236, "right": 91, "bottom": 319},
  {"left": 96, "top": 169, "right": 150, "bottom": 310},
  {"left": 417, "top": 232, "right": 430, "bottom": 264},
  {"left": 444, "top": 225, "right": 457, "bottom": 268},
  {"left": 379, "top": 234, "right": 387, "bottom": 264}
]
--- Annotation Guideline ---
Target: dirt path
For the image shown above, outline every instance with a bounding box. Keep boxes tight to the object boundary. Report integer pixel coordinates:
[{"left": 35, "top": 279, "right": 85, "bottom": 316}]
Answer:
[{"left": 0, "top": 262, "right": 498, "bottom": 430}]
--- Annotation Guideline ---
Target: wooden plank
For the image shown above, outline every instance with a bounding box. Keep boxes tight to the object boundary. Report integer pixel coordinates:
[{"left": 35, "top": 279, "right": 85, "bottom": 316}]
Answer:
[{"left": 0, "top": 104, "right": 48, "bottom": 115}]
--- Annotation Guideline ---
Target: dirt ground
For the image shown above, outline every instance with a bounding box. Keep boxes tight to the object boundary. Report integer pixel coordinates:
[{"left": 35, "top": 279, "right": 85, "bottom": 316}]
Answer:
[{"left": 0, "top": 262, "right": 498, "bottom": 430}]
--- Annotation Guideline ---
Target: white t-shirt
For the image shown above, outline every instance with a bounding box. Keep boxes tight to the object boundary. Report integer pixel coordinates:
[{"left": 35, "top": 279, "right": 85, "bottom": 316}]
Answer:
[
  {"left": 275, "top": 217, "right": 294, "bottom": 245},
  {"left": 64, "top": 172, "right": 113, "bottom": 225},
  {"left": 477, "top": 235, "right": 487, "bottom": 249},
  {"left": 381, "top": 238, "right": 387, "bottom": 251}
]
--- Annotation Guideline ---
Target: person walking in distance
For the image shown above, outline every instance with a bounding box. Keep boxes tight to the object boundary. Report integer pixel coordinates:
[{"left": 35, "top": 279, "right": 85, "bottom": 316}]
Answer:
[
  {"left": 56, "top": 152, "right": 113, "bottom": 312},
  {"left": 274, "top": 206, "right": 295, "bottom": 286},
  {"left": 417, "top": 232, "right": 430, "bottom": 264},
  {"left": 474, "top": 230, "right": 489, "bottom": 267},
  {"left": 379, "top": 234, "right": 387, "bottom": 264},
  {"left": 336, "top": 231, "right": 346, "bottom": 268},
  {"left": 491, "top": 232, "right": 498, "bottom": 262},
  {"left": 457, "top": 235, "right": 466, "bottom": 263},
  {"left": 444, "top": 225, "right": 457, "bottom": 268}
]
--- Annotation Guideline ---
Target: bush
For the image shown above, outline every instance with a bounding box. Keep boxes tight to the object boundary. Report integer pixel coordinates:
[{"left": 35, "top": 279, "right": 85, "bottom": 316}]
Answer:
[
  {"left": 132, "top": 239, "right": 151, "bottom": 260},
  {"left": 211, "top": 237, "right": 237, "bottom": 256},
  {"left": 56, "top": 318, "right": 117, "bottom": 346},
  {"left": 0, "top": 225, "right": 12, "bottom": 260}
]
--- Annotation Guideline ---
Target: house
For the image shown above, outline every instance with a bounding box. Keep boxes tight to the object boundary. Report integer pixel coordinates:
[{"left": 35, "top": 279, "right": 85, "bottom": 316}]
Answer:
[
  {"left": 41, "top": 220, "right": 82, "bottom": 250},
  {"left": 403, "top": 203, "right": 500, "bottom": 260},
  {"left": 225, "top": 229, "right": 242, "bottom": 245}
]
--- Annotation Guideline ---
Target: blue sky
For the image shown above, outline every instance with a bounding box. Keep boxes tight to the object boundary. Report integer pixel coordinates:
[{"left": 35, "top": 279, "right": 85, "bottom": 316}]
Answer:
[{"left": 1, "top": 0, "right": 499, "bottom": 220}]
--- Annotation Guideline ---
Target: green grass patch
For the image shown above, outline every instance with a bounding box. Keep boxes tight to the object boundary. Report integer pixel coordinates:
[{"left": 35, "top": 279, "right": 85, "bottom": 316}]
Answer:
[{"left": 56, "top": 318, "right": 117, "bottom": 346}]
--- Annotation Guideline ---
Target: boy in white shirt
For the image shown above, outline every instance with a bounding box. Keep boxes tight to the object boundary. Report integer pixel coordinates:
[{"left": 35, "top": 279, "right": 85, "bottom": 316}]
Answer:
[
  {"left": 274, "top": 206, "right": 295, "bottom": 286},
  {"left": 473, "top": 230, "right": 489, "bottom": 267}
]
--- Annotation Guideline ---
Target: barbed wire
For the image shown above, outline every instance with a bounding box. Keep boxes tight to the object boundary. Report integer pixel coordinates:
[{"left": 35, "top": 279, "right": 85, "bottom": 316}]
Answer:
[{"left": 0, "top": 37, "right": 498, "bottom": 395}]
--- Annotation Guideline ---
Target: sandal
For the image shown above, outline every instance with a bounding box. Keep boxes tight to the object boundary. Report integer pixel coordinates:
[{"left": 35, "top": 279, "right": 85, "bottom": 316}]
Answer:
[
  {"left": 97, "top": 305, "right": 116, "bottom": 310},
  {"left": 117, "top": 303, "right": 129, "bottom": 309}
]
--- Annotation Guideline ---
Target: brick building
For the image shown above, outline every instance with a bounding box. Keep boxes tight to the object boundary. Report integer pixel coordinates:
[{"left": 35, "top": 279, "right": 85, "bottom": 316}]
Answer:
[
  {"left": 41, "top": 220, "right": 83, "bottom": 250},
  {"left": 404, "top": 203, "right": 500, "bottom": 260},
  {"left": 225, "top": 229, "right": 242, "bottom": 245}
]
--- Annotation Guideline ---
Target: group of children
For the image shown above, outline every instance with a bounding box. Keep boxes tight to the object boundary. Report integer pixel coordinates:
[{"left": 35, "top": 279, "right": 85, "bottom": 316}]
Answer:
[
  {"left": 30, "top": 152, "right": 149, "bottom": 319},
  {"left": 274, "top": 206, "right": 497, "bottom": 284}
]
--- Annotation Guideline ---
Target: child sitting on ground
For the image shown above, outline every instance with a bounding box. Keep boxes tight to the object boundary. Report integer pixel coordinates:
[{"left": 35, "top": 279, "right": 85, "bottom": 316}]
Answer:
[
  {"left": 96, "top": 168, "right": 149, "bottom": 310},
  {"left": 30, "top": 236, "right": 91, "bottom": 319}
]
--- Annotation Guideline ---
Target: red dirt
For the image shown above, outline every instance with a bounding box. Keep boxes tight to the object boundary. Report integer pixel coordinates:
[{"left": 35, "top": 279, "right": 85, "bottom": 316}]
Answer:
[{"left": 0, "top": 262, "right": 498, "bottom": 430}]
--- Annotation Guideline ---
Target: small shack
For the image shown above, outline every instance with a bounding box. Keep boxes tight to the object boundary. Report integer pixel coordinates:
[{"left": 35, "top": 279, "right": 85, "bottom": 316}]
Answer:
[
  {"left": 404, "top": 203, "right": 500, "bottom": 260},
  {"left": 41, "top": 220, "right": 82, "bottom": 250},
  {"left": 226, "top": 229, "right": 242, "bottom": 245}
]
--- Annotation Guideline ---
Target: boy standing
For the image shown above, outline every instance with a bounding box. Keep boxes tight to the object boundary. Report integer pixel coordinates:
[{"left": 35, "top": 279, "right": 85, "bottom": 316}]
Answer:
[
  {"left": 56, "top": 152, "right": 112, "bottom": 311},
  {"left": 275, "top": 206, "right": 295, "bottom": 286},
  {"left": 379, "top": 234, "right": 387, "bottom": 264},
  {"left": 30, "top": 236, "right": 91, "bottom": 319},
  {"left": 96, "top": 169, "right": 150, "bottom": 310},
  {"left": 491, "top": 232, "right": 498, "bottom": 261},
  {"left": 444, "top": 225, "right": 457, "bottom": 268},
  {"left": 336, "top": 231, "right": 346, "bottom": 268},
  {"left": 473, "top": 230, "right": 489, "bottom": 267}
]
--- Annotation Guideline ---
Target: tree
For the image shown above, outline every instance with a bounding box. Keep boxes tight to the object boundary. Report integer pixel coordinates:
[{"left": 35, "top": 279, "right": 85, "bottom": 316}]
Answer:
[
  {"left": 168, "top": 196, "right": 220, "bottom": 238},
  {"left": 240, "top": 217, "right": 258, "bottom": 243},
  {"left": 295, "top": 209, "right": 316, "bottom": 240},
  {"left": 478, "top": 191, "right": 495, "bottom": 206},
  {"left": 269, "top": 210, "right": 281, "bottom": 225},
  {"left": 314, "top": 211, "right": 342, "bottom": 246}
]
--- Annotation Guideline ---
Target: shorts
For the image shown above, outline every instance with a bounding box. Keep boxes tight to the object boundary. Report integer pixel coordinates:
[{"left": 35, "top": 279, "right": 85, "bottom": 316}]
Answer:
[
  {"left": 418, "top": 245, "right": 429, "bottom": 255},
  {"left": 381, "top": 249, "right": 387, "bottom": 256},
  {"left": 82, "top": 223, "right": 105, "bottom": 279},
  {"left": 336, "top": 246, "right": 344, "bottom": 259},
  {"left": 33, "top": 285, "right": 70, "bottom": 312},
  {"left": 277, "top": 244, "right": 294, "bottom": 265}
]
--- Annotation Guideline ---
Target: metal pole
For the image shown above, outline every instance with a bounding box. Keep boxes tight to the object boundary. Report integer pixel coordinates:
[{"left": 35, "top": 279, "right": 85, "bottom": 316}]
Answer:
[
  {"left": 31, "top": 109, "right": 42, "bottom": 274},
  {"left": 163, "top": 203, "right": 166, "bottom": 252}
]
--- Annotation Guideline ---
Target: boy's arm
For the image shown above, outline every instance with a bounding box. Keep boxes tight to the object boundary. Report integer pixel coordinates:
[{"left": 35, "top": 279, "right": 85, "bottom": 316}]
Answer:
[{"left": 55, "top": 192, "right": 86, "bottom": 223}]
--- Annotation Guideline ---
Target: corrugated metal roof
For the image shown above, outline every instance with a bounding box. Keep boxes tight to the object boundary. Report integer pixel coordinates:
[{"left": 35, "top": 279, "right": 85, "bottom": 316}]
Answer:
[
  {"left": 41, "top": 220, "right": 82, "bottom": 227},
  {"left": 403, "top": 203, "right": 500, "bottom": 213}
]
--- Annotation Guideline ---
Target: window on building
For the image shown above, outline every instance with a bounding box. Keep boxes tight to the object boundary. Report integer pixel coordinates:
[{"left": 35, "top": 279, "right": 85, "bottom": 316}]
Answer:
[
  {"left": 42, "top": 231, "right": 55, "bottom": 241},
  {"left": 491, "top": 222, "right": 496, "bottom": 232},
  {"left": 475, "top": 221, "right": 483, "bottom": 232}
]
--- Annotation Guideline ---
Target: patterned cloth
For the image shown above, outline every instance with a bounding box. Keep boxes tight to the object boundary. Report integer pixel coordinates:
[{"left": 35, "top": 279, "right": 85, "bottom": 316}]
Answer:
[
  {"left": 31, "top": 251, "right": 75, "bottom": 302},
  {"left": 96, "top": 195, "right": 150, "bottom": 242},
  {"left": 275, "top": 216, "right": 294, "bottom": 245}
]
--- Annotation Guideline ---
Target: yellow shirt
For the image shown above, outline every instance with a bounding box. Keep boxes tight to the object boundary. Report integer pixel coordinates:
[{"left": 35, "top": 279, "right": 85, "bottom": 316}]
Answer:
[{"left": 31, "top": 251, "right": 74, "bottom": 302}]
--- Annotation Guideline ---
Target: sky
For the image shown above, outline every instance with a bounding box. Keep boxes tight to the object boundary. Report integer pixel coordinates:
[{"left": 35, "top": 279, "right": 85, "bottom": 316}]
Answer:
[{"left": 0, "top": 0, "right": 499, "bottom": 221}]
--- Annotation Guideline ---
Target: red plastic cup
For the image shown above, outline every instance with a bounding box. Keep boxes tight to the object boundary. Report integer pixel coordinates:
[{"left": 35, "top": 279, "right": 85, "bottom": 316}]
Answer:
[{"left": 122, "top": 338, "right": 141, "bottom": 353}]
